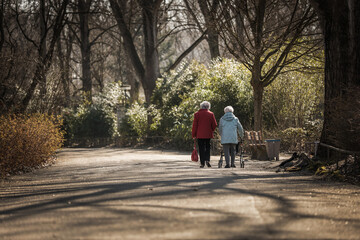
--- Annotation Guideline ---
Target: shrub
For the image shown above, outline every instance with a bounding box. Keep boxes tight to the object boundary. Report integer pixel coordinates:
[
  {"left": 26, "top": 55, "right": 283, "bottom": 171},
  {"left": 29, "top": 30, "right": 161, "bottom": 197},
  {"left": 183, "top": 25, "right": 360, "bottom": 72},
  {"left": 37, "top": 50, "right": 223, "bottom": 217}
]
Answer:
[
  {"left": 279, "top": 127, "right": 307, "bottom": 152},
  {"left": 62, "top": 83, "right": 123, "bottom": 142},
  {"left": 126, "top": 103, "right": 150, "bottom": 136},
  {"left": 63, "top": 105, "right": 116, "bottom": 139},
  {"left": 118, "top": 114, "right": 138, "bottom": 137},
  {"left": 0, "top": 114, "right": 64, "bottom": 177},
  {"left": 146, "top": 59, "right": 253, "bottom": 149},
  {"left": 120, "top": 57, "right": 324, "bottom": 152},
  {"left": 262, "top": 52, "right": 324, "bottom": 131},
  {"left": 152, "top": 61, "right": 205, "bottom": 136},
  {"left": 205, "top": 59, "right": 253, "bottom": 127}
]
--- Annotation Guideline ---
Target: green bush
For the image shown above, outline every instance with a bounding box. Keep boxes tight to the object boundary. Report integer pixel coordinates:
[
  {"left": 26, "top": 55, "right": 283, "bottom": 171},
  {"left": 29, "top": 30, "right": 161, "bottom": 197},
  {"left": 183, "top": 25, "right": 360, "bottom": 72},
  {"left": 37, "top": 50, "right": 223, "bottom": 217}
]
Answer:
[
  {"left": 261, "top": 54, "right": 324, "bottom": 151},
  {"left": 63, "top": 106, "right": 116, "bottom": 139},
  {"left": 0, "top": 114, "right": 64, "bottom": 177},
  {"left": 63, "top": 83, "right": 123, "bottom": 141},
  {"left": 125, "top": 103, "right": 162, "bottom": 136},
  {"left": 122, "top": 57, "right": 324, "bottom": 152},
  {"left": 279, "top": 127, "right": 307, "bottom": 152},
  {"left": 205, "top": 59, "right": 253, "bottom": 126},
  {"left": 262, "top": 52, "right": 324, "bottom": 131},
  {"left": 166, "top": 59, "right": 252, "bottom": 145},
  {"left": 152, "top": 61, "right": 204, "bottom": 137},
  {"left": 122, "top": 59, "right": 253, "bottom": 148},
  {"left": 118, "top": 114, "right": 138, "bottom": 137}
]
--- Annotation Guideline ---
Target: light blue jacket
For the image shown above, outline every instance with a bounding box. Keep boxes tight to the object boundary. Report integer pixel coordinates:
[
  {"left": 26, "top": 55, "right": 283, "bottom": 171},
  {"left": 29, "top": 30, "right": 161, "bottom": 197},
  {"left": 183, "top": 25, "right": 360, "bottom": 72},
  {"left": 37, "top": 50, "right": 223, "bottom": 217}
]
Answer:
[{"left": 219, "top": 112, "right": 244, "bottom": 144}]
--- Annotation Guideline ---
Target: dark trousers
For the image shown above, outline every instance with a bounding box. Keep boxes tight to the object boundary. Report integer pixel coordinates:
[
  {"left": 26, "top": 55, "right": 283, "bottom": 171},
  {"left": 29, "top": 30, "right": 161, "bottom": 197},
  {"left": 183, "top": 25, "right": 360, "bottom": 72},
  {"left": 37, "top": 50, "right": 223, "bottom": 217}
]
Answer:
[{"left": 197, "top": 138, "right": 211, "bottom": 165}]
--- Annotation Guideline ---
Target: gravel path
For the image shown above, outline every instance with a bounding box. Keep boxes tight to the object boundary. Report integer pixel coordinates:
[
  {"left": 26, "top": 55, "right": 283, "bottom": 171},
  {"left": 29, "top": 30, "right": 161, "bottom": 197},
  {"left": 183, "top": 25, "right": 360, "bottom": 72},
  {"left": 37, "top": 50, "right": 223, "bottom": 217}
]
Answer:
[{"left": 0, "top": 148, "right": 359, "bottom": 239}]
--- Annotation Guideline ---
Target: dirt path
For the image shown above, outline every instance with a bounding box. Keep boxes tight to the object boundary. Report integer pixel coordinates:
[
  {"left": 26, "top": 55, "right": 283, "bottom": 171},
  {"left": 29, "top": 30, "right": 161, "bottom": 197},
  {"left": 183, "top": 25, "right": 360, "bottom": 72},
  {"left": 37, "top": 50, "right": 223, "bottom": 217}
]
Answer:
[{"left": 1, "top": 148, "right": 359, "bottom": 240}]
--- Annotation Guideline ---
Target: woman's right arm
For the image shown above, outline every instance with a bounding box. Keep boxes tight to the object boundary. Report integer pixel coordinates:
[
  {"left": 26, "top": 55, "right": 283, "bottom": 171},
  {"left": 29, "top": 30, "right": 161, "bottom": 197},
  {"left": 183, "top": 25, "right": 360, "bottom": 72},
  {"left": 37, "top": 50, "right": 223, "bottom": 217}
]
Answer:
[{"left": 192, "top": 113, "right": 198, "bottom": 138}]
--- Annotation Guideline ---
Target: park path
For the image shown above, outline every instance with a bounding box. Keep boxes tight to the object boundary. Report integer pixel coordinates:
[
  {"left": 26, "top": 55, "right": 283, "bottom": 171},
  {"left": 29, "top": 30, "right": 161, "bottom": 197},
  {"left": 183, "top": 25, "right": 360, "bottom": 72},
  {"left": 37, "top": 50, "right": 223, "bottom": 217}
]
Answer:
[{"left": 0, "top": 148, "right": 359, "bottom": 240}]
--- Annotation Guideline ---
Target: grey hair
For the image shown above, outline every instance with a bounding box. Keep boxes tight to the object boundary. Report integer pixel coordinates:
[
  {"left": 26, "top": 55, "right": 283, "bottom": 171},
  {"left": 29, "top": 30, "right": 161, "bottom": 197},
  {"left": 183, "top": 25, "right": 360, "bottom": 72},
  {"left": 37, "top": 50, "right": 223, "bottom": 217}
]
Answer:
[
  {"left": 224, "top": 106, "right": 234, "bottom": 113},
  {"left": 200, "top": 101, "right": 211, "bottom": 109}
]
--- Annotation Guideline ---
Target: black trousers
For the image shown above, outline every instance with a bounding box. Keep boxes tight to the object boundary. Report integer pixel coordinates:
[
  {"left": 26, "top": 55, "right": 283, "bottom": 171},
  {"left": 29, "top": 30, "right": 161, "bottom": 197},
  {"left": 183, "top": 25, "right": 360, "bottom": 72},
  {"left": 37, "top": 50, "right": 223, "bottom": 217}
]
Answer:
[{"left": 197, "top": 138, "right": 211, "bottom": 165}]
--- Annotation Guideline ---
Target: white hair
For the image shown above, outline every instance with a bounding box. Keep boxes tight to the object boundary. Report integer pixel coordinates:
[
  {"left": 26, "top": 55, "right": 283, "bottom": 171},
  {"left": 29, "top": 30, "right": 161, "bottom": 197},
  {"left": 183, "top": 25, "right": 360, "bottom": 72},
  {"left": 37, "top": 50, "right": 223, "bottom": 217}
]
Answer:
[
  {"left": 224, "top": 106, "right": 234, "bottom": 113},
  {"left": 200, "top": 101, "right": 211, "bottom": 109}
]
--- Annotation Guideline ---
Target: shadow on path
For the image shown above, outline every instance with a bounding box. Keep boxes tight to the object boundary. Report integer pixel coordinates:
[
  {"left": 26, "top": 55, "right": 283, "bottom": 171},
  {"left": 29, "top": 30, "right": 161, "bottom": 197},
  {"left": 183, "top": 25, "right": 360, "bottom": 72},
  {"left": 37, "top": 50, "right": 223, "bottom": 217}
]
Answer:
[{"left": 1, "top": 148, "right": 360, "bottom": 239}]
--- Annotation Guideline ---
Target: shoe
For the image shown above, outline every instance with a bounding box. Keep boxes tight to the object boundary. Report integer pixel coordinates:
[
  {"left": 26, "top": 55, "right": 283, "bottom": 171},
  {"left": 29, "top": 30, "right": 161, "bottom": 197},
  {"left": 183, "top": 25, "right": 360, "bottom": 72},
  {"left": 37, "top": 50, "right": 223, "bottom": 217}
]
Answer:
[
  {"left": 224, "top": 165, "right": 230, "bottom": 168},
  {"left": 231, "top": 164, "right": 236, "bottom": 168},
  {"left": 200, "top": 164, "right": 205, "bottom": 168},
  {"left": 206, "top": 161, "right": 211, "bottom": 168}
]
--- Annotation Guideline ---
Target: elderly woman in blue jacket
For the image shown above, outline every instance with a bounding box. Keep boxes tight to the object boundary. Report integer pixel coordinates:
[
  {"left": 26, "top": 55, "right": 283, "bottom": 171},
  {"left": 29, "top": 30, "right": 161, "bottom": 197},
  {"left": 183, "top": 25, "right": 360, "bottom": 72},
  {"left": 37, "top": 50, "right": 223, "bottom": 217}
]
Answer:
[{"left": 218, "top": 106, "right": 244, "bottom": 168}]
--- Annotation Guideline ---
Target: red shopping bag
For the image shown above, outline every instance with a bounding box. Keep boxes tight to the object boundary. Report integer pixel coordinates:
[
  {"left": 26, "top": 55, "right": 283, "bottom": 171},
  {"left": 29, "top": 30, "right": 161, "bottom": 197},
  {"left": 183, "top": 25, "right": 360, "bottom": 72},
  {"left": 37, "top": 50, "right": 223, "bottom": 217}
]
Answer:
[{"left": 191, "top": 139, "right": 198, "bottom": 162}]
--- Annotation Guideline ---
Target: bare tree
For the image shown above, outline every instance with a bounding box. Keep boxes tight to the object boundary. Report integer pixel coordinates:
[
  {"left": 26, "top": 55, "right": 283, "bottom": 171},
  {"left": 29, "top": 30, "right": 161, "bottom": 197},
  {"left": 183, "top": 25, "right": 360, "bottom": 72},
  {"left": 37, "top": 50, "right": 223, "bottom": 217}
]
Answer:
[
  {"left": 160, "top": 0, "right": 208, "bottom": 71},
  {"left": 2, "top": 0, "right": 207, "bottom": 113},
  {"left": 66, "top": 0, "right": 117, "bottom": 102},
  {"left": 16, "top": 0, "right": 70, "bottom": 112},
  {"left": 0, "top": 0, "right": 29, "bottom": 113},
  {"left": 182, "top": 0, "right": 221, "bottom": 59},
  {"left": 77, "top": 0, "right": 92, "bottom": 100},
  {"left": 110, "top": 0, "right": 210, "bottom": 103},
  {"left": 109, "top": 0, "right": 162, "bottom": 103},
  {"left": 219, "top": 0, "right": 322, "bottom": 130},
  {"left": 197, "top": 0, "right": 220, "bottom": 59},
  {"left": 56, "top": 27, "right": 73, "bottom": 107}
]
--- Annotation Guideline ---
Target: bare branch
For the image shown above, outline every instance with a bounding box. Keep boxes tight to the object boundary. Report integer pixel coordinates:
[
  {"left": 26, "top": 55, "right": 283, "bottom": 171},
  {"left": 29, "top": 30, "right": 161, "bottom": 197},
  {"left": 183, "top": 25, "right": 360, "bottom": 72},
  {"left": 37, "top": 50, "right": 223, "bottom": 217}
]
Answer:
[{"left": 166, "top": 30, "right": 207, "bottom": 72}]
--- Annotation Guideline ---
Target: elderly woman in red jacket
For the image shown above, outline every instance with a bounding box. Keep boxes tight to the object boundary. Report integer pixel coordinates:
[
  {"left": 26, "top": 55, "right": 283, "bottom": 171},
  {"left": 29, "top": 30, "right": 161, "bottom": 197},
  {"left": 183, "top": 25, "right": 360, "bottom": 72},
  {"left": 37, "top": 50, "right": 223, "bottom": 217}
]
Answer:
[{"left": 192, "top": 101, "right": 217, "bottom": 168}]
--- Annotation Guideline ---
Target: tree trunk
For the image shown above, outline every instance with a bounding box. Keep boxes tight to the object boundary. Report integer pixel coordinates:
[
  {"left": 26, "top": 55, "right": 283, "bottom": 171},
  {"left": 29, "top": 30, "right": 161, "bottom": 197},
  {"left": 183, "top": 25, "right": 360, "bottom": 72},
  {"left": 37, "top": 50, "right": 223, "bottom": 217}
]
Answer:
[
  {"left": 251, "top": 56, "right": 263, "bottom": 131},
  {"left": 129, "top": 80, "right": 140, "bottom": 103},
  {"left": 310, "top": 0, "right": 360, "bottom": 152},
  {"left": 251, "top": 0, "right": 266, "bottom": 131},
  {"left": 109, "top": 0, "right": 146, "bottom": 99},
  {"left": 115, "top": 43, "right": 139, "bottom": 103},
  {"left": 0, "top": 0, "right": 5, "bottom": 52},
  {"left": 20, "top": 0, "right": 69, "bottom": 112},
  {"left": 140, "top": 0, "right": 161, "bottom": 103},
  {"left": 125, "top": 56, "right": 140, "bottom": 103},
  {"left": 78, "top": 0, "right": 92, "bottom": 101},
  {"left": 57, "top": 33, "right": 71, "bottom": 107},
  {"left": 198, "top": 0, "right": 220, "bottom": 59},
  {"left": 207, "top": 29, "right": 220, "bottom": 59},
  {"left": 253, "top": 86, "right": 264, "bottom": 131},
  {"left": 21, "top": 64, "right": 43, "bottom": 112},
  {"left": 64, "top": 31, "right": 73, "bottom": 106},
  {"left": 39, "top": 0, "right": 47, "bottom": 97}
]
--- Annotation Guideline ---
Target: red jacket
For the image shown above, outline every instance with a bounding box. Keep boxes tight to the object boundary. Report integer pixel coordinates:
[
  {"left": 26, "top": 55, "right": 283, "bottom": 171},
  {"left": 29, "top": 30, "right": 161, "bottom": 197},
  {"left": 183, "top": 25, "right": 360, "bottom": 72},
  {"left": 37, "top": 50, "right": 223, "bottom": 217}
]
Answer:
[{"left": 192, "top": 109, "right": 217, "bottom": 139}]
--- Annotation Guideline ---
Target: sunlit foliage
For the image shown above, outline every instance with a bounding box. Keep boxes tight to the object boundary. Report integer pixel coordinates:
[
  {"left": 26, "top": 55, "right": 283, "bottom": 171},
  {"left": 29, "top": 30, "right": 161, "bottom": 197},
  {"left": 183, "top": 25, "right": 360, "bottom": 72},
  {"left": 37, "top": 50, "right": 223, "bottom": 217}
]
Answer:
[
  {"left": 62, "top": 82, "right": 124, "bottom": 141},
  {"left": 124, "top": 58, "right": 253, "bottom": 147},
  {"left": 122, "top": 56, "right": 324, "bottom": 151},
  {"left": 0, "top": 114, "right": 64, "bottom": 177},
  {"left": 263, "top": 51, "right": 324, "bottom": 150}
]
